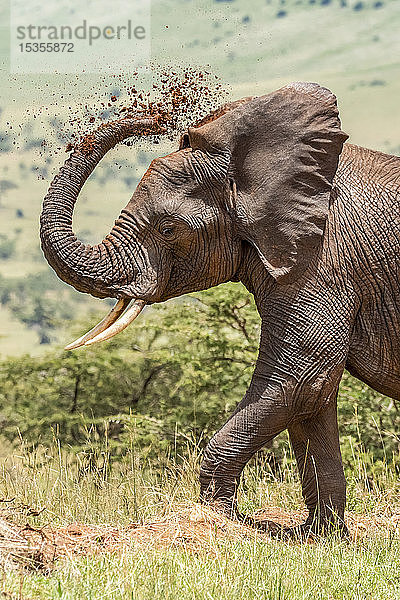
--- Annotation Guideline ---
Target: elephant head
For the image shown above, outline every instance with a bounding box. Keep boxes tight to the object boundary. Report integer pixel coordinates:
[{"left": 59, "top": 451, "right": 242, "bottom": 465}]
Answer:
[{"left": 40, "top": 82, "right": 348, "bottom": 348}]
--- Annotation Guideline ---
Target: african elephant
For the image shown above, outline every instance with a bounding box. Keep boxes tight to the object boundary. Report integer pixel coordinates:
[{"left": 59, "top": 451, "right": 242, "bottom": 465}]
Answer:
[{"left": 40, "top": 82, "right": 400, "bottom": 536}]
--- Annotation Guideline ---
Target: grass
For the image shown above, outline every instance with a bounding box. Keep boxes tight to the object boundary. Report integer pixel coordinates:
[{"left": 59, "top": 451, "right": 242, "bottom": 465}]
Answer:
[
  {"left": 4, "top": 535, "right": 400, "bottom": 600},
  {"left": 0, "top": 438, "right": 398, "bottom": 599}
]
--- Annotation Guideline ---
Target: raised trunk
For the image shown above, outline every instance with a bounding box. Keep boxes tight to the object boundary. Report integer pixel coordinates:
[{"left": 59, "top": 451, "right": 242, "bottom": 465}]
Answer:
[{"left": 40, "top": 115, "right": 163, "bottom": 298}]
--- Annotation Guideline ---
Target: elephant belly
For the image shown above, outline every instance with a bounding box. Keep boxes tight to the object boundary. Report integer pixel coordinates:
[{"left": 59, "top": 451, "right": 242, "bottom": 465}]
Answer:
[{"left": 346, "top": 301, "right": 400, "bottom": 401}]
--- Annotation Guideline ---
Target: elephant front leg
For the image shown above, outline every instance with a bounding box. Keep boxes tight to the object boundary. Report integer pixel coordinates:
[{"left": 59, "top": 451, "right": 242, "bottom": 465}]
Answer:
[
  {"left": 288, "top": 398, "right": 348, "bottom": 537},
  {"left": 199, "top": 377, "right": 292, "bottom": 519}
]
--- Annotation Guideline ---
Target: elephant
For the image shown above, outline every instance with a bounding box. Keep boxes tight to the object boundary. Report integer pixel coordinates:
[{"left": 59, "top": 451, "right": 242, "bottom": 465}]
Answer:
[{"left": 40, "top": 82, "right": 400, "bottom": 537}]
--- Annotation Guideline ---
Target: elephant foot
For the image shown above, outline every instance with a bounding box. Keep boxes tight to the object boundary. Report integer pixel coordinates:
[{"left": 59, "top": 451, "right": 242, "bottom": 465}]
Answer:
[
  {"left": 241, "top": 512, "right": 349, "bottom": 541},
  {"left": 200, "top": 482, "right": 349, "bottom": 540},
  {"left": 280, "top": 516, "right": 349, "bottom": 541},
  {"left": 199, "top": 499, "right": 348, "bottom": 540}
]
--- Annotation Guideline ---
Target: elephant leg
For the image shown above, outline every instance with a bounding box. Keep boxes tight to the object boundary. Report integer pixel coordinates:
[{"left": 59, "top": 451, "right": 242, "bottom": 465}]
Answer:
[
  {"left": 199, "top": 376, "right": 292, "bottom": 517},
  {"left": 288, "top": 397, "right": 348, "bottom": 536},
  {"left": 199, "top": 373, "right": 348, "bottom": 536},
  {"left": 199, "top": 283, "right": 352, "bottom": 532}
]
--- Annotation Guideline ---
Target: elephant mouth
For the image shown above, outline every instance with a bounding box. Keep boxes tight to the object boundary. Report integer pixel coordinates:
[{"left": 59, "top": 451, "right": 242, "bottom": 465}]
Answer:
[
  {"left": 64, "top": 260, "right": 172, "bottom": 350},
  {"left": 64, "top": 297, "right": 147, "bottom": 350}
]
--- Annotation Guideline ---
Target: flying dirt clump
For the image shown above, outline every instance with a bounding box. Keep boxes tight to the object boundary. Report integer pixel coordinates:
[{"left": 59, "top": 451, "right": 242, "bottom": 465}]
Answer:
[
  {"left": 6, "top": 67, "right": 227, "bottom": 181},
  {"left": 67, "top": 67, "right": 227, "bottom": 154},
  {"left": 11, "top": 66, "right": 227, "bottom": 161}
]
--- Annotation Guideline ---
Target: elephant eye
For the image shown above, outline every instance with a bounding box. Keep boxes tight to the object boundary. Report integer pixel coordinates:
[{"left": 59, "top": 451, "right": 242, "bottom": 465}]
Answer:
[{"left": 160, "top": 223, "right": 175, "bottom": 237}]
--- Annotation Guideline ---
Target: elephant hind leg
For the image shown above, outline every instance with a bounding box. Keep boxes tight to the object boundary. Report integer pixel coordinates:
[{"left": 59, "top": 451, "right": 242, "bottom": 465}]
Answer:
[{"left": 288, "top": 398, "right": 348, "bottom": 536}]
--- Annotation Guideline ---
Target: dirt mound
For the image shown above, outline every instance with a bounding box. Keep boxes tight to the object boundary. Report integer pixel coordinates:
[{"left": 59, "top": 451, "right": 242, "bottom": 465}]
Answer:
[{"left": 0, "top": 504, "right": 399, "bottom": 572}]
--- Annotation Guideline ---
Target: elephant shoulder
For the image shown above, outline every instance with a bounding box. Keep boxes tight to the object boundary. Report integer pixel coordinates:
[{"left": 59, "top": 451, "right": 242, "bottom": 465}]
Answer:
[{"left": 337, "top": 143, "right": 400, "bottom": 193}]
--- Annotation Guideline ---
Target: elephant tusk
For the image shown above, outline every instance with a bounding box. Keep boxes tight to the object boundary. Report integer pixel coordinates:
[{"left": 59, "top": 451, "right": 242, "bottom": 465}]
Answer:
[
  {"left": 64, "top": 298, "right": 131, "bottom": 350},
  {"left": 84, "top": 299, "right": 146, "bottom": 346}
]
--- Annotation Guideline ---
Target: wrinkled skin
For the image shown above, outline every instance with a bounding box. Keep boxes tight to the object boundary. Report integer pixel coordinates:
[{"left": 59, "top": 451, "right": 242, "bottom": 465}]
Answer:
[{"left": 40, "top": 83, "right": 400, "bottom": 537}]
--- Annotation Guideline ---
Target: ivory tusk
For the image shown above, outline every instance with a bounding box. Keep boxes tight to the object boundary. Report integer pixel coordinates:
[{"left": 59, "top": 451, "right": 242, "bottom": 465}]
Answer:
[
  {"left": 64, "top": 298, "right": 131, "bottom": 350},
  {"left": 84, "top": 299, "right": 146, "bottom": 346}
]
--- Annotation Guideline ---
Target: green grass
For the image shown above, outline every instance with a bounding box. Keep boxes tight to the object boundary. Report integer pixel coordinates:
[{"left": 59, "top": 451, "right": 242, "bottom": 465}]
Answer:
[
  {"left": 2, "top": 535, "right": 399, "bottom": 600},
  {"left": 0, "top": 439, "right": 398, "bottom": 599}
]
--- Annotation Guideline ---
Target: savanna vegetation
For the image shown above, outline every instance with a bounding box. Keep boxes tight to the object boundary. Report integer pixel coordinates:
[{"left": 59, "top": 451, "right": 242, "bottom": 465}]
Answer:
[{"left": 0, "top": 283, "right": 399, "bottom": 476}]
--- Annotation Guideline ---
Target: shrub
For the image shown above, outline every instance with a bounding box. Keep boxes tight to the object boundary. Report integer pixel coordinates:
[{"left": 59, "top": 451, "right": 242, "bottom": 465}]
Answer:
[{"left": 0, "top": 234, "right": 16, "bottom": 259}]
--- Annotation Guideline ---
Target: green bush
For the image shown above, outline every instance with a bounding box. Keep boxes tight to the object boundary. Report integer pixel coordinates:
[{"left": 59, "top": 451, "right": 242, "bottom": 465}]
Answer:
[{"left": 0, "top": 234, "right": 16, "bottom": 259}]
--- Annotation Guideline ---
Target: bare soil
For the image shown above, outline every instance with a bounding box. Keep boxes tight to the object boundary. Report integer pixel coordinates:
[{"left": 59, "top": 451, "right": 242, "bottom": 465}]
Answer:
[{"left": 0, "top": 503, "right": 399, "bottom": 573}]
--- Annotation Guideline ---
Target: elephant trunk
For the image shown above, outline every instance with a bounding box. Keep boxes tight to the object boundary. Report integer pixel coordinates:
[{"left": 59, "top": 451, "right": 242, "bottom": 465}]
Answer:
[{"left": 40, "top": 115, "right": 165, "bottom": 299}]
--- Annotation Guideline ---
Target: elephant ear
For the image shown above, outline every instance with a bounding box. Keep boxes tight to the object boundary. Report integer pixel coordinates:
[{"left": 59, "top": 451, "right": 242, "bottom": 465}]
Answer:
[
  {"left": 186, "top": 82, "right": 348, "bottom": 284},
  {"left": 179, "top": 97, "right": 254, "bottom": 150}
]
